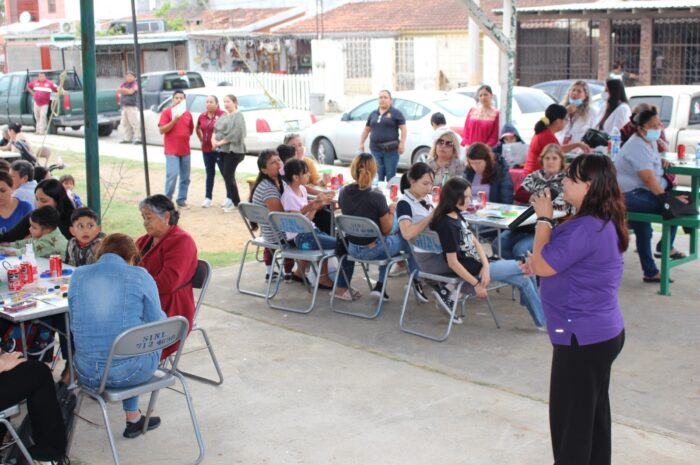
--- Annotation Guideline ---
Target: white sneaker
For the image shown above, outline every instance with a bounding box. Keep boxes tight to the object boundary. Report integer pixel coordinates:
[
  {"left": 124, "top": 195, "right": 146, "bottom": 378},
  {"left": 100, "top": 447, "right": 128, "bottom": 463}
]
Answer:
[
  {"left": 201, "top": 198, "right": 212, "bottom": 208},
  {"left": 388, "top": 264, "right": 408, "bottom": 277},
  {"left": 223, "top": 205, "right": 237, "bottom": 213},
  {"left": 221, "top": 198, "right": 234, "bottom": 209}
]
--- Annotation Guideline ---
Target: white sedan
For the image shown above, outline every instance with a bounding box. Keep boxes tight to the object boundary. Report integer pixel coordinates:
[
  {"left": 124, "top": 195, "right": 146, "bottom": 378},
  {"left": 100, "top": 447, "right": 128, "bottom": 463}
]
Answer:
[
  {"left": 305, "top": 91, "right": 476, "bottom": 168},
  {"left": 142, "top": 86, "right": 316, "bottom": 153}
]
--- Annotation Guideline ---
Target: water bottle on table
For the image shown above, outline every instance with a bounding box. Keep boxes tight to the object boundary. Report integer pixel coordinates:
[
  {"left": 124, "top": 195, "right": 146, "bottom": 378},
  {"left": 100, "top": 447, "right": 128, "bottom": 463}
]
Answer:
[{"left": 610, "top": 127, "right": 621, "bottom": 159}]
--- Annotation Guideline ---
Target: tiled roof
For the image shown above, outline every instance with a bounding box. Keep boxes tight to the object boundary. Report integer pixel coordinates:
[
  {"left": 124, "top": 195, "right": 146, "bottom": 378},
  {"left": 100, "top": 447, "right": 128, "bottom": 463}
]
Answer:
[
  {"left": 187, "top": 8, "right": 293, "bottom": 31},
  {"left": 275, "top": 0, "right": 470, "bottom": 34}
]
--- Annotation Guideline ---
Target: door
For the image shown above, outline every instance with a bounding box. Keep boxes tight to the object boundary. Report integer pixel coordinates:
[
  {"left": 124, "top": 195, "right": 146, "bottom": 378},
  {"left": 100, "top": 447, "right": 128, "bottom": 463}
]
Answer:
[
  {"left": 0, "top": 76, "right": 12, "bottom": 124},
  {"left": 334, "top": 99, "right": 377, "bottom": 160},
  {"left": 8, "top": 75, "right": 27, "bottom": 125}
]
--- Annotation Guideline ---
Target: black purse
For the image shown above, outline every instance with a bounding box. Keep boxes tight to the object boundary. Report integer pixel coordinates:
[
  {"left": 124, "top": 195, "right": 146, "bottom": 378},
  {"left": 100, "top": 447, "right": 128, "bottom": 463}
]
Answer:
[
  {"left": 376, "top": 140, "right": 400, "bottom": 151},
  {"left": 657, "top": 193, "right": 697, "bottom": 220},
  {"left": 581, "top": 128, "right": 609, "bottom": 149}
]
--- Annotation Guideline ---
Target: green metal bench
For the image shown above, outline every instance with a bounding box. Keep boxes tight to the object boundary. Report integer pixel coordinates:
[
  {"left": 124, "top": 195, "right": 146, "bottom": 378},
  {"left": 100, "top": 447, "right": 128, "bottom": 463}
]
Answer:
[{"left": 627, "top": 211, "right": 700, "bottom": 295}]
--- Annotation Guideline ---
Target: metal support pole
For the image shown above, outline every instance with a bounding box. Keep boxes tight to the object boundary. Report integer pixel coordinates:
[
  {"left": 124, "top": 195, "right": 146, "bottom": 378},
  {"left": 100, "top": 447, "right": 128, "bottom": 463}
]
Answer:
[
  {"left": 500, "top": 0, "right": 516, "bottom": 125},
  {"left": 79, "top": 0, "right": 100, "bottom": 218},
  {"left": 131, "top": 0, "right": 151, "bottom": 196},
  {"left": 467, "top": 0, "right": 481, "bottom": 85}
]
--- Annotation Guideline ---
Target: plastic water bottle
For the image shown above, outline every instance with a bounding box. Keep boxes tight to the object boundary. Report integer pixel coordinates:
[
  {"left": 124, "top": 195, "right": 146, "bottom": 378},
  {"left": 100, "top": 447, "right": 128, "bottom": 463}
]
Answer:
[
  {"left": 371, "top": 174, "right": 379, "bottom": 190},
  {"left": 610, "top": 127, "right": 621, "bottom": 159},
  {"left": 695, "top": 142, "right": 700, "bottom": 162}
]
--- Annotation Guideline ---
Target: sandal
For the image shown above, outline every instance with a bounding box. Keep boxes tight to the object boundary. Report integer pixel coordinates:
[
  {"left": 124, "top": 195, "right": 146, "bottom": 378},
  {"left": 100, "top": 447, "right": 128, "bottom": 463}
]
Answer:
[
  {"left": 350, "top": 288, "right": 362, "bottom": 299},
  {"left": 333, "top": 289, "right": 354, "bottom": 301},
  {"left": 642, "top": 274, "right": 674, "bottom": 283}
]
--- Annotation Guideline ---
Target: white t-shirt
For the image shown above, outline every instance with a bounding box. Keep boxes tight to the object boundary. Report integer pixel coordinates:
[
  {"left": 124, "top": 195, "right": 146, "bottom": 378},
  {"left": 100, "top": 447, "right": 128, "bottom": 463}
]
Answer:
[
  {"left": 599, "top": 103, "right": 631, "bottom": 135},
  {"left": 557, "top": 108, "right": 598, "bottom": 145}
]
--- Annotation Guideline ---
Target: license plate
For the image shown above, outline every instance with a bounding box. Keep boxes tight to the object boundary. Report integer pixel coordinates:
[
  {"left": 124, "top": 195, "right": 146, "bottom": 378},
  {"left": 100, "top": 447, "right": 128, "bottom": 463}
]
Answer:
[{"left": 285, "top": 120, "right": 300, "bottom": 131}]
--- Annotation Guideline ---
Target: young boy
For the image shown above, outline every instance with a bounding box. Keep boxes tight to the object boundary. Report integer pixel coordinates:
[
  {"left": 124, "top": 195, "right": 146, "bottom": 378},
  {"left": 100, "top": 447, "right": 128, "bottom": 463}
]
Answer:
[
  {"left": 66, "top": 207, "right": 105, "bottom": 267},
  {"left": 4, "top": 206, "right": 68, "bottom": 258},
  {"left": 60, "top": 174, "right": 83, "bottom": 208}
]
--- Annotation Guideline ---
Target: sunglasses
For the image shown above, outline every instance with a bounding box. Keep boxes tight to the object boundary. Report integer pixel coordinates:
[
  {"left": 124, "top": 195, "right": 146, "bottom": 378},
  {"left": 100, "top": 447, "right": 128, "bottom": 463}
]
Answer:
[{"left": 436, "top": 139, "right": 454, "bottom": 148}]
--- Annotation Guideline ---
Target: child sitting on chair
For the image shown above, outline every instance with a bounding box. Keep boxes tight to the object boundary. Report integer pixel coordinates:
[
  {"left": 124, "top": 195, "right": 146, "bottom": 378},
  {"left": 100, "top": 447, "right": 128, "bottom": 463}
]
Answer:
[
  {"left": 66, "top": 207, "right": 105, "bottom": 266},
  {"left": 3, "top": 206, "right": 68, "bottom": 258}
]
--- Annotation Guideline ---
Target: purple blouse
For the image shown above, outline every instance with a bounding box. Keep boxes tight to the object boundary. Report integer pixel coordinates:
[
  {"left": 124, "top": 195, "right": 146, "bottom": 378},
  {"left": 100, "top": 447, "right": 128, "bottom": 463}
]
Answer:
[{"left": 540, "top": 215, "right": 625, "bottom": 346}]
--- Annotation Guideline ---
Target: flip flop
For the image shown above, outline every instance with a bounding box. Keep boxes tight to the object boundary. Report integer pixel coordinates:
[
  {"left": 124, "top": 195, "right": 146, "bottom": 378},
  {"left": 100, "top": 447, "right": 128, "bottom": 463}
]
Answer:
[{"left": 642, "top": 275, "right": 674, "bottom": 283}]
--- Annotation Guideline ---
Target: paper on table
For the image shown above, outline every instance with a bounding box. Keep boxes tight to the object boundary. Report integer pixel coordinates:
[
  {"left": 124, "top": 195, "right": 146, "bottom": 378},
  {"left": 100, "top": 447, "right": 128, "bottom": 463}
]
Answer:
[{"left": 171, "top": 100, "right": 186, "bottom": 118}]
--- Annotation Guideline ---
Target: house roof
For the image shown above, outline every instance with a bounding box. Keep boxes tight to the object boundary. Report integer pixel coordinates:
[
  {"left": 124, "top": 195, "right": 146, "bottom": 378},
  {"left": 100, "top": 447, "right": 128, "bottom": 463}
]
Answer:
[
  {"left": 497, "top": 0, "right": 700, "bottom": 15},
  {"left": 188, "top": 7, "right": 296, "bottom": 31},
  {"left": 274, "top": 0, "right": 470, "bottom": 35}
]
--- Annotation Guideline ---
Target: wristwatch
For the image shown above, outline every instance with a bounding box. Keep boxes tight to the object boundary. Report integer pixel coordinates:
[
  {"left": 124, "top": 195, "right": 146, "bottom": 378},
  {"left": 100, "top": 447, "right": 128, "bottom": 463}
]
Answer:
[{"left": 536, "top": 216, "right": 556, "bottom": 228}]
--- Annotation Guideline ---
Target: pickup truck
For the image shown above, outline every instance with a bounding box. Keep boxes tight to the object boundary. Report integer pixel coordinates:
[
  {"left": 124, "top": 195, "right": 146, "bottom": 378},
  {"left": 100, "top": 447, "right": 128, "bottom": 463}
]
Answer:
[
  {"left": 0, "top": 70, "right": 121, "bottom": 136},
  {"left": 627, "top": 85, "right": 700, "bottom": 153},
  {"left": 140, "top": 71, "right": 206, "bottom": 110}
]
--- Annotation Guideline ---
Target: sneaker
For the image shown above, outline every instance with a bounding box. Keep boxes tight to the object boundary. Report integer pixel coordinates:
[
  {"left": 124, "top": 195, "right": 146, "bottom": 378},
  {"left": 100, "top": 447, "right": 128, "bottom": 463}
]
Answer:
[
  {"left": 223, "top": 205, "right": 237, "bottom": 213},
  {"left": 388, "top": 264, "right": 407, "bottom": 277},
  {"left": 119, "top": 140, "right": 132, "bottom": 144},
  {"left": 177, "top": 202, "right": 190, "bottom": 209},
  {"left": 133, "top": 140, "right": 141, "bottom": 145},
  {"left": 27, "top": 445, "right": 68, "bottom": 463},
  {"left": 432, "top": 288, "right": 462, "bottom": 325},
  {"left": 265, "top": 272, "right": 280, "bottom": 281},
  {"left": 221, "top": 198, "right": 234, "bottom": 209},
  {"left": 123, "top": 415, "right": 161, "bottom": 439},
  {"left": 412, "top": 280, "right": 429, "bottom": 303},
  {"left": 370, "top": 282, "right": 389, "bottom": 301},
  {"left": 201, "top": 198, "right": 212, "bottom": 208}
]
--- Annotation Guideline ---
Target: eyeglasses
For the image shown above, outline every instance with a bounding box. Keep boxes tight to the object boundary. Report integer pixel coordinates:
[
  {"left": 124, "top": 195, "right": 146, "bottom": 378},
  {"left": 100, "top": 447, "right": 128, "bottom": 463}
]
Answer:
[{"left": 436, "top": 139, "right": 454, "bottom": 148}]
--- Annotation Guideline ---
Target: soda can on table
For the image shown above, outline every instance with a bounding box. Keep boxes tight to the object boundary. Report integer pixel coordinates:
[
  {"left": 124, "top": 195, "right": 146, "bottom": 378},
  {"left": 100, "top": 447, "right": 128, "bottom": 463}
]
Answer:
[
  {"left": 331, "top": 176, "right": 338, "bottom": 190},
  {"left": 337, "top": 173, "right": 344, "bottom": 185},
  {"left": 19, "top": 262, "right": 33, "bottom": 284},
  {"left": 7, "top": 267, "right": 22, "bottom": 291},
  {"left": 390, "top": 184, "right": 398, "bottom": 201},
  {"left": 49, "top": 255, "right": 63, "bottom": 278},
  {"left": 678, "top": 144, "right": 686, "bottom": 159},
  {"left": 478, "top": 191, "right": 487, "bottom": 207},
  {"left": 432, "top": 186, "right": 441, "bottom": 204}
]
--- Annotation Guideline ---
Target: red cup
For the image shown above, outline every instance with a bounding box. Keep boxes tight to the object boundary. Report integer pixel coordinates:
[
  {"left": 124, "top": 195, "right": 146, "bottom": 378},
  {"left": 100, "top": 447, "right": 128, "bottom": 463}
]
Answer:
[{"left": 678, "top": 145, "right": 686, "bottom": 159}]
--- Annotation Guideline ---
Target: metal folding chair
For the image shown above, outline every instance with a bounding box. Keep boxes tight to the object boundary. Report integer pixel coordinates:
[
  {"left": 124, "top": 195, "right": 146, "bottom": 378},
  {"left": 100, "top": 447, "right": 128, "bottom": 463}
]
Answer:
[
  {"left": 176, "top": 260, "right": 223, "bottom": 386},
  {"left": 266, "top": 212, "right": 336, "bottom": 314},
  {"left": 330, "top": 215, "right": 410, "bottom": 319},
  {"left": 0, "top": 404, "right": 33, "bottom": 465},
  {"left": 69, "top": 316, "right": 205, "bottom": 465},
  {"left": 399, "top": 231, "right": 501, "bottom": 342},
  {"left": 237, "top": 202, "right": 283, "bottom": 298}
]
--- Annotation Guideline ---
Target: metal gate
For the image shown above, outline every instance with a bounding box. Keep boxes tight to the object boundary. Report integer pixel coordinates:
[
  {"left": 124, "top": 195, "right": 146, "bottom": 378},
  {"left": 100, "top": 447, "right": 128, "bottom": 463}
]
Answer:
[
  {"left": 342, "top": 38, "right": 372, "bottom": 95},
  {"left": 611, "top": 20, "right": 641, "bottom": 76},
  {"left": 395, "top": 37, "right": 414, "bottom": 91},
  {"left": 652, "top": 18, "right": 700, "bottom": 85}
]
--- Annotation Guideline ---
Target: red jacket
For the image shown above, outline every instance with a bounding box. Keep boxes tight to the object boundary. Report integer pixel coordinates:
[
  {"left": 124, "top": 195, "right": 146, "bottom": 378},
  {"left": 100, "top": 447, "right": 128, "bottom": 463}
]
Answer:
[{"left": 136, "top": 225, "right": 198, "bottom": 358}]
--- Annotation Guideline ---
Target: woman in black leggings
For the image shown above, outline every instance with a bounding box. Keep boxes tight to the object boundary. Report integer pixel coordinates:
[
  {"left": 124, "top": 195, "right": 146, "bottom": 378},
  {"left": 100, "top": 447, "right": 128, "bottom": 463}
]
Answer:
[{"left": 212, "top": 94, "right": 246, "bottom": 212}]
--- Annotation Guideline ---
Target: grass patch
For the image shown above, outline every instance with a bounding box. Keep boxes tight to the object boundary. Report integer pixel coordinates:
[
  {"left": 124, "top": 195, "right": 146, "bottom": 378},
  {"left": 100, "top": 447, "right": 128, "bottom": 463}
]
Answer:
[{"left": 198, "top": 251, "right": 246, "bottom": 268}]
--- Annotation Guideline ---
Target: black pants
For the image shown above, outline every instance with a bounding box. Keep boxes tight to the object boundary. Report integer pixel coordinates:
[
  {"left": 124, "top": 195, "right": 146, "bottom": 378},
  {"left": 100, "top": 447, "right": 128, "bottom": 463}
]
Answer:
[
  {"left": 550, "top": 330, "right": 625, "bottom": 465},
  {"left": 221, "top": 152, "right": 245, "bottom": 206},
  {"left": 0, "top": 360, "right": 67, "bottom": 455}
]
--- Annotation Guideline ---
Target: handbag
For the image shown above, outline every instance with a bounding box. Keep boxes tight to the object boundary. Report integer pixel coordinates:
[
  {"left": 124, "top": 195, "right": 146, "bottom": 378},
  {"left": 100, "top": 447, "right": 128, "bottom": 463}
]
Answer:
[
  {"left": 657, "top": 193, "right": 697, "bottom": 220},
  {"left": 581, "top": 128, "right": 609, "bottom": 149},
  {"left": 376, "top": 140, "right": 399, "bottom": 151}
]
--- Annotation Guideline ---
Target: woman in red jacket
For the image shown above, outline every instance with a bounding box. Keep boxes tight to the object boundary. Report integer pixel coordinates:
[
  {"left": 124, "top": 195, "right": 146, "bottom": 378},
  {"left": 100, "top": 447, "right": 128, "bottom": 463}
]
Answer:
[{"left": 136, "top": 194, "right": 198, "bottom": 357}]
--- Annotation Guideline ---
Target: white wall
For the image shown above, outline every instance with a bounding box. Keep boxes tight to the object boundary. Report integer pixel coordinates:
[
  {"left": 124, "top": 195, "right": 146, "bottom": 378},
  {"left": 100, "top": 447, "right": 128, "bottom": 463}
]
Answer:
[
  {"left": 370, "top": 38, "right": 393, "bottom": 95},
  {"left": 413, "top": 37, "right": 437, "bottom": 91},
  {"left": 436, "top": 34, "right": 469, "bottom": 89},
  {"left": 311, "top": 39, "right": 345, "bottom": 111}
]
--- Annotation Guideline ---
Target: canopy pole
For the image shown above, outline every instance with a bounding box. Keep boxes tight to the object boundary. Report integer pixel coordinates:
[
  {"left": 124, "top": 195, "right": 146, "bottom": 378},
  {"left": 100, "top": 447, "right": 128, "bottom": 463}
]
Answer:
[{"left": 131, "top": 0, "right": 151, "bottom": 196}]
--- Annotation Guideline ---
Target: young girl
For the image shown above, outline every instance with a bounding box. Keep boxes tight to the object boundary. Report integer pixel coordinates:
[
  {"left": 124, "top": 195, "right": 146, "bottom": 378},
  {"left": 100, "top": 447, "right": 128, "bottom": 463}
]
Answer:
[
  {"left": 280, "top": 159, "right": 340, "bottom": 289},
  {"left": 429, "top": 177, "right": 545, "bottom": 329}
]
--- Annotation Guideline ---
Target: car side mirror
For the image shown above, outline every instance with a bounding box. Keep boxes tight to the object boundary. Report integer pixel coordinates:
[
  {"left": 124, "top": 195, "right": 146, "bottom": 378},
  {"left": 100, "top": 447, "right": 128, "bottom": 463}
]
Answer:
[
  {"left": 150, "top": 105, "right": 158, "bottom": 112},
  {"left": 340, "top": 113, "right": 350, "bottom": 121}
]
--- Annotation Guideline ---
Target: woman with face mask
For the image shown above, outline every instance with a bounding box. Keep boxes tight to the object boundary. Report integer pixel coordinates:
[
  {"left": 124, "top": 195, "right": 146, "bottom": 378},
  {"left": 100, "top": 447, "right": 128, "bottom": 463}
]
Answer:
[
  {"left": 614, "top": 108, "right": 687, "bottom": 283},
  {"left": 557, "top": 81, "right": 598, "bottom": 147},
  {"left": 597, "top": 79, "right": 631, "bottom": 135}
]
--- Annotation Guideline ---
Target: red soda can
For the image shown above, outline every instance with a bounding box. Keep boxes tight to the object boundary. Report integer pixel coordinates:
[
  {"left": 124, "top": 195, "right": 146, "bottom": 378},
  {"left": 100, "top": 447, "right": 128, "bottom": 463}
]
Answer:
[
  {"left": 19, "top": 262, "right": 32, "bottom": 284},
  {"left": 432, "top": 186, "right": 441, "bottom": 204},
  {"left": 678, "top": 144, "right": 685, "bottom": 159},
  {"left": 330, "top": 176, "right": 338, "bottom": 190},
  {"left": 478, "top": 191, "right": 487, "bottom": 207},
  {"left": 390, "top": 184, "right": 398, "bottom": 201},
  {"left": 50, "top": 255, "right": 63, "bottom": 278},
  {"left": 7, "top": 267, "right": 22, "bottom": 291},
  {"left": 607, "top": 140, "right": 612, "bottom": 154},
  {"left": 337, "top": 173, "right": 344, "bottom": 185}
]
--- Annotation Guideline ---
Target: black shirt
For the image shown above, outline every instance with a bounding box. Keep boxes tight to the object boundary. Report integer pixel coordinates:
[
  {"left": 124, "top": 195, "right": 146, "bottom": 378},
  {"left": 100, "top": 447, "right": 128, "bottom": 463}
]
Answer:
[
  {"left": 432, "top": 215, "right": 483, "bottom": 276},
  {"left": 338, "top": 183, "right": 389, "bottom": 245},
  {"left": 365, "top": 106, "right": 406, "bottom": 152}
]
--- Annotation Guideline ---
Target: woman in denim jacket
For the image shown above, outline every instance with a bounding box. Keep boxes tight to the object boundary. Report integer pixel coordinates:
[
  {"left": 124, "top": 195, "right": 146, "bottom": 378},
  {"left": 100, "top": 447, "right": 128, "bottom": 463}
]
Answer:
[{"left": 69, "top": 233, "right": 166, "bottom": 439}]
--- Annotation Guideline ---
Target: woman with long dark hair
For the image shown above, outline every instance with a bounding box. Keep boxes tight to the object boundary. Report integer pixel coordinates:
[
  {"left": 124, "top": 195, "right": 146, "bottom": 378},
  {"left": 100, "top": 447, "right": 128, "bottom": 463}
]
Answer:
[
  {"left": 212, "top": 94, "right": 247, "bottom": 212},
  {"left": 527, "top": 154, "right": 627, "bottom": 465},
  {"left": 461, "top": 84, "right": 499, "bottom": 148},
  {"left": 195, "top": 94, "right": 224, "bottom": 208},
  {"left": 597, "top": 79, "right": 631, "bottom": 135},
  {"left": 464, "top": 142, "right": 513, "bottom": 204}
]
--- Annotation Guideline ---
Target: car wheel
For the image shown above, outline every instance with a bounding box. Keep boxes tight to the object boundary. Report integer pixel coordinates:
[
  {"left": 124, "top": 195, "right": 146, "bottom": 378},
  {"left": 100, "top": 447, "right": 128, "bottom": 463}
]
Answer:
[
  {"left": 71, "top": 126, "right": 81, "bottom": 131},
  {"left": 411, "top": 146, "right": 431, "bottom": 165},
  {"left": 316, "top": 138, "right": 336, "bottom": 165},
  {"left": 47, "top": 121, "right": 58, "bottom": 135},
  {"left": 98, "top": 124, "right": 113, "bottom": 137}
]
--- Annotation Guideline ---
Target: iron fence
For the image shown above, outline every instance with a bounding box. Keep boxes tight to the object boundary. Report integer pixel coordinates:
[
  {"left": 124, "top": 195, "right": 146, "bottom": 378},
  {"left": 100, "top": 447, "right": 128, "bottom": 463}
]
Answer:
[
  {"left": 611, "top": 19, "right": 641, "bottom": 77},
  {"left": 395, "top": 37, "right": 415, "bottom": 91},
  {"left": 652, "top": 18, "right": 700, "bottom": 85}
]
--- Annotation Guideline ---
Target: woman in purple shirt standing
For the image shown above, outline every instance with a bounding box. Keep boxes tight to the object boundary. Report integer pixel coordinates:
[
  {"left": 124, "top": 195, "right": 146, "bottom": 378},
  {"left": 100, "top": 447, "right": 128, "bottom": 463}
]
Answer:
[{"left": 527, "top": 154, "right": 627, "bottom": 465}]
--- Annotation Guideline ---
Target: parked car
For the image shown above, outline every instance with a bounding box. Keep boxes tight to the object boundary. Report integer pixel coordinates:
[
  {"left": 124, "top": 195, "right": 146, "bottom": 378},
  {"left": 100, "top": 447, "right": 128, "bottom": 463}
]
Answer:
[
  {"left": 140, "top": 71, "right": 206, "bottom": 109},
  {"left": 142, "top": 86, "right": 316, "bottom": 153},
  {"left": 531, "top": 79, "right": 605, "bottom": 102},
  {"left": 0, "top": 70, "right": 120, "bottom": 136},
  {"left": 626, "top": 85, "right": 700, "bottom": 153},
  {"left": 305, "top": 91, "right": 476, "bottom": 167},
  {"left": 450, "top": 86, "right": 556, "bottom": 143}
]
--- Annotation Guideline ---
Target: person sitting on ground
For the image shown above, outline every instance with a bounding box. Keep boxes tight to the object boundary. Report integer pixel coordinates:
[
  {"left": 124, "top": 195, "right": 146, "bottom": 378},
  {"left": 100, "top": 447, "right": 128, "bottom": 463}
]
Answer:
[
  {"left": 620, "top": 103, "right": 669, "bottom": 153},
  {"left": 0, "top": 353, "right": 68, "bottom": 462},
  {"left": 498, "top": 144, "right": 569, "bottom": 260},
  {"left": 9, "top": 160, "right": 37, "bottom": 207},
  {"left": 3, "top": 206, "right": 67, "bottom": 257},
  {"left": 59, "top": 174, "right": 83, "bottom": 208},
  {"left": 428, "top": 129, "right": 464, "bottom": 187},
  {"left": 464, "top": 142, "right": 514, "bottom": 205},
  {"left": 136, "top": 195, "right": 197, "bottom": 358},
  {"left": 69, "top": 233, "right": 166, "bottom": 439},
  {"left": 430, "top": 177, "right": 545, "bottom": 329},
  {"left": 65, "top": 207, "right": 105, "bottom": 267},
  {"left": 524, "top": 104, "right": 590, "bottom": 174},
  {"left": 337, "top": 153, "right": 415, "bottom": 301},
  {"left": 0, "top": 170, "right": 32, "bottom": 234}
]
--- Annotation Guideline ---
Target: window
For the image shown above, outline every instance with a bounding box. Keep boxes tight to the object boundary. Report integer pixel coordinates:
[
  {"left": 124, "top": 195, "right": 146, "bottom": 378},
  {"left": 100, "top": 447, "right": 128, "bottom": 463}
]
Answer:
[
  {"left": 162, "top": 73, "right": 205, "bottom": 92},
  {"left": 48, "top": 0, "right": 57, "bottom": 14},
  {"left": 0, "top": 76, "right": 11, "bottom": 95},
  {"left": 689, "top": 97, "right": 700, "bottom": 126},
  {"left": 515, "top": 92, "right": 555, "bottom": 114},
  {"left": 189, "top": 95, "right": 207, "bottom": 114},
  {"left": 157, "top": 98, "right": 172, "bottom": 113},
  {"left": 237, "top": 94, "right": 286, "bottom": 112},
  {"left": 10, "top": 76, "right": 25, "bottom": 95},
  {"left": 393, "top": 99, "right": 429, "bottom": 121},
  {"left": 628, "top": 96, "right": 674, "bottom": 127},
  {"left": 344, "top": 39, "right": 371, "bottom": 79},
  {"left": 347, "top": 99, "right": 377, "bottom": 122}
]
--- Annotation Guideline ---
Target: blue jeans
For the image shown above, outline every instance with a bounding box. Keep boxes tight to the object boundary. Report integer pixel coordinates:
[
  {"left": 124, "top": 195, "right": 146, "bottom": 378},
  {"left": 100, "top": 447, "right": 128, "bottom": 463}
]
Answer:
[
  {"left": 294, "top": 230, "right": 354, "bottom": 284},
  {"left": 371, "top": 150, "right": 399, "bottom": 182},
  {"left": 341, "top": 233, "right": 408, "bottom": 288},
  {"left": 165, "top": 154, "right": 191, "bottom": 205},
  {"left": 496, "top": 229, "right": 534, "bottom": 260},
  {"left": 624, "top": 188, "right": 677, "bottom": 277},
  {"left": 488, "top": 260, "right": 545, "bottom": 327},
  {"left": 75, "top": 353, "right": 160, "bottom": 412},
  {"left": 202, "top": 151, "right": 223, "bottom": 200}
]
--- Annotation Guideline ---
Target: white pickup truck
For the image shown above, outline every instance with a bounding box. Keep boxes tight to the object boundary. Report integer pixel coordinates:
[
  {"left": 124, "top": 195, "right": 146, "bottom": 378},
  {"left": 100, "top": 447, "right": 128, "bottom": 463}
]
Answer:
[{"left": 626, "top": 85, "right": 700, "bottom": 154}]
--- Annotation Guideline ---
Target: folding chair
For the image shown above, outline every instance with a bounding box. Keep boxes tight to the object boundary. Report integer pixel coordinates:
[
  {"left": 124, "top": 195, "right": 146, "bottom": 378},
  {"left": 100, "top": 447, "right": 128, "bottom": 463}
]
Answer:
[
  {"left": 330, "top": 215, "right": 410, "bottom": 319},
  {"left": 399, "top": 231, "right": 501, "bottom": 342},
  {"left": 237, "top": 202, "right": 283, "bottom": 298},
  {"left": 266, "top": 212, "right": 336, "bottom": 314},
  {"left": 69, "top": 316, "right": 205, "bottom": 465},
  {"left": 0, "top": 404, "right": 33, "bottom": 465},
  {"left": 176, "top": 260, "right": 223, "bottom": 386}
]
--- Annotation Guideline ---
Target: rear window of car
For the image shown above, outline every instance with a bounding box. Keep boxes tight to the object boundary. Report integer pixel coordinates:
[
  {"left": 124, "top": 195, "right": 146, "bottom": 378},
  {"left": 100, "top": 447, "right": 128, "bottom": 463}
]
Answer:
[
  {"left": 27, "top": 72, "right": 81, "bottom": 91},
  {"left": 515, "top": 92, "right": 555, "bottom": 114},
  {"left": 237, "top": 94, "right": 286, "bottom": 112},
  {"left": 162, "top": 73, "right": 205, "bottom": 91},
  {"left": 628, "top": 96, "right": 673, "bottom": 127}
]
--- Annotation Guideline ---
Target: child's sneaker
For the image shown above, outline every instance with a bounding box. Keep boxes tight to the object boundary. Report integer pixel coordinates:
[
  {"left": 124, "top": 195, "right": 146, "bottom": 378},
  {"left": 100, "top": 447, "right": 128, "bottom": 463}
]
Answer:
[{"left": 432, "top": 286, "right": 462, "bottom": 325}]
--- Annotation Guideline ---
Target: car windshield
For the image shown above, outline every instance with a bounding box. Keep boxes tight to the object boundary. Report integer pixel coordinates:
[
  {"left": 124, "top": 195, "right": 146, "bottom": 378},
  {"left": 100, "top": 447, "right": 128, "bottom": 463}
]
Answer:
[{"left": 237, "top": 94, "right": 287, "bottom": 112}]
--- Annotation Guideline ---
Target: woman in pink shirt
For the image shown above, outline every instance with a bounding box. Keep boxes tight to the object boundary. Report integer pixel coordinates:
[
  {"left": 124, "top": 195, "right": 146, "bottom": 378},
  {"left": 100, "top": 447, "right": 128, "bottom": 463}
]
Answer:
[{"left": 461, "top": 85, "right": 500, "bottom": 148}]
